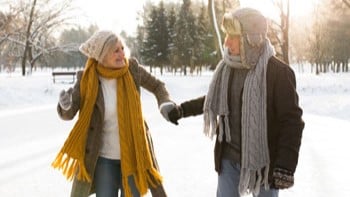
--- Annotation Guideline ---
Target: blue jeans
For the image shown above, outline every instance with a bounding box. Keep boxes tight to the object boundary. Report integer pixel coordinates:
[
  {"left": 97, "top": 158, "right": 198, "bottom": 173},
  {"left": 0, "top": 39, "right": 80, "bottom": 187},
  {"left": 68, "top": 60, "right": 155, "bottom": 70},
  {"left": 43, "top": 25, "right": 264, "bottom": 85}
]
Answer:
[
  {"left": 217, "top": 159, "right": 279, "bottom": 197},
  {"left": 94, "top": 157, "right": 140, "bottom": 197}
]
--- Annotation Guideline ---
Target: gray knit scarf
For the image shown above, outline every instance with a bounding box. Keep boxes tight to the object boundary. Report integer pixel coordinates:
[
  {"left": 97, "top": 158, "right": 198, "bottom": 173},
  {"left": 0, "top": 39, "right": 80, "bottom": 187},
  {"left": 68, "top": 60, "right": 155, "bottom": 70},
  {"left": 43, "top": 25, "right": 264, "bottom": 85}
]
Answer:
[{"left": 203, "top": 39, "right": 275, "bottom": 196}]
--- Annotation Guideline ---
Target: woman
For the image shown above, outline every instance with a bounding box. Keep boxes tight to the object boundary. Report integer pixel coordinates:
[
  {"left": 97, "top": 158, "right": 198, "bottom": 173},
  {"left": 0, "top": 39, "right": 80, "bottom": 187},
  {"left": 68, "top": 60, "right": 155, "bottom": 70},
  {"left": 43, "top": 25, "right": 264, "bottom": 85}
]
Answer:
[{"left": 52, "top": 30, "right": 175, "bottom": 197}]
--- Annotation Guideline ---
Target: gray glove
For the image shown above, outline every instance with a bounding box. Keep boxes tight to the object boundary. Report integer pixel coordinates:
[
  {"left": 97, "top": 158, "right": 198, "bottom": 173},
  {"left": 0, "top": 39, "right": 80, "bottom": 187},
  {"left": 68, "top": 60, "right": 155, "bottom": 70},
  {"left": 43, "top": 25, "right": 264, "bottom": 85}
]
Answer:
[
  {"left": 159, "top": 102, "right": 176, "bottom": 122},
  {"left": 59, "top": 88, "right": 73, "bottom": 110}
]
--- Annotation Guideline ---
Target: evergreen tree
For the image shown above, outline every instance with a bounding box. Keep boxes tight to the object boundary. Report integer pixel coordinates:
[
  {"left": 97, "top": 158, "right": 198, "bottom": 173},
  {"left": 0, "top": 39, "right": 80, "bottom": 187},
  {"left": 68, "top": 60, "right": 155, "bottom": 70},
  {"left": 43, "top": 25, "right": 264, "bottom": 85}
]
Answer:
[
  {"left": 143, "top": 2, "right": 170, "bottom": 74},
  {"left": 167, "top": 6, "right": 178, "bottom": 73},
  {"left": 143, "top": 5, "right": 159, "bottom": 72},
  {"left": 195, "top": 2, "right": 216, "bottom": 74},
  {"left": 135, "top": 25, "right": 145, "bottom": 62},
  {"left": 174, "top": 0, "right": 196, "bottom": 75},
  {"left": 155, "top": 1, "right": 170, "bottom": 74}
]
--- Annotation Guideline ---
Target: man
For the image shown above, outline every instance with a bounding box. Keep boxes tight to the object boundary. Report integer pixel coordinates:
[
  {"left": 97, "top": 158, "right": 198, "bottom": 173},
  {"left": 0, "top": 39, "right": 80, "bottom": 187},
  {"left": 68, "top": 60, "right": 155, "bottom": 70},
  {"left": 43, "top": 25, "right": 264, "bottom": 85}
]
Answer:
[{"left": 167, "top": 8, "right": 304, "bottom": 197}]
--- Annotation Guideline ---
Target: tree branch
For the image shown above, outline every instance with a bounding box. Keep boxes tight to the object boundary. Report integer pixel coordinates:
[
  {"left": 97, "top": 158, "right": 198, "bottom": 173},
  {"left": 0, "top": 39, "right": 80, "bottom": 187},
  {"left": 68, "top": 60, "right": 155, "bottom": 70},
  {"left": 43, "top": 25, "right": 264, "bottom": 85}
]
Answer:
[{"left": 343, "top": 0, "right": 350, "bottom": 8}]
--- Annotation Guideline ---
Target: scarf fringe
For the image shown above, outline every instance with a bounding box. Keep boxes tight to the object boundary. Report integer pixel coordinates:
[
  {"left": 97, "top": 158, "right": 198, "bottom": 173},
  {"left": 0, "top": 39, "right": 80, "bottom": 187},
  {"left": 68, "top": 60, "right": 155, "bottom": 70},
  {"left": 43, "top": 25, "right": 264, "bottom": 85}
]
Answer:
[
  {"left": 219, "top": 116, "right": 231, "bottom": 142},
  {"left": 203, "top": 109, "right": 217, "bottom": 140},
  {"left": 239, "top": 166, "right": 269, "bottom": 196},
  {"left": 51, "top": 152, "right": 91, "bottom": 182},
  {"left": 122, "top": 168, "right": 163, "bottom": 197}
]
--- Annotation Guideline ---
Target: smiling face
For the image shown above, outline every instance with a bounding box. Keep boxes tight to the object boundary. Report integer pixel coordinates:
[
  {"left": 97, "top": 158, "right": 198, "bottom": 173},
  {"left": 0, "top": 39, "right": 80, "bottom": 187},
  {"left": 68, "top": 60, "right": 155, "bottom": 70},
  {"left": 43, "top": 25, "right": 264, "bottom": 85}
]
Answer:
[
  {"left": 224, "top": 34, "right": 240, "bottom": 56},
  {"left": 102, "top": 40, "right": 126, "bottom": 69}
]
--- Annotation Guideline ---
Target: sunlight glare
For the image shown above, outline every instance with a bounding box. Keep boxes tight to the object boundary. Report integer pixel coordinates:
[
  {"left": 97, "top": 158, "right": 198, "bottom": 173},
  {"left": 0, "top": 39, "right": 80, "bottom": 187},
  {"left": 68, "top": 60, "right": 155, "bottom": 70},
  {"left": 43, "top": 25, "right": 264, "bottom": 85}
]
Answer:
[
  {"left": 240, "top": 0, "right": 317, "bottom": 21},
  {"left": 70, "top": 0, "right": 318, "bottom": 35},
  {"left": 72, "top": 0, "right": 143, "bottom": 34}
]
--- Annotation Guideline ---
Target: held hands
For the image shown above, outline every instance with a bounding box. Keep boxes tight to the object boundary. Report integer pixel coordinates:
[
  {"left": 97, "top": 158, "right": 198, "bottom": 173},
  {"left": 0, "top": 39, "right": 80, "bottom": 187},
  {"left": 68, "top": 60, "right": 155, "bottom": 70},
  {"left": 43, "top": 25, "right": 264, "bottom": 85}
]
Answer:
[
  {"left": 168, "top": 105, "right": 183, "bottom": 125},
  {"left": 59, "top": 88, "right": 73, "bottom": 110},
  {"left": 271, "top": 167, "right": 294, "bottom": 189},
  {"left": 159, "top": 102, "right": 183, "bottom": 125}
]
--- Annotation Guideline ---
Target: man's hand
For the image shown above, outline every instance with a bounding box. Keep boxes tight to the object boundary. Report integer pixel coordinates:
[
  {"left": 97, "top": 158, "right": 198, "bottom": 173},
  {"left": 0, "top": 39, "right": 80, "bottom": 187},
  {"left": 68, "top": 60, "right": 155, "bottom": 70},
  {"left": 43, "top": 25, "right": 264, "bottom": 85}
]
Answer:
[
  {"left": 160, "top": 102, "right": 183, "bottom": 125},
  {"left": 271, "top": 167, "right": 294, "bottom": 189},
  {"left": 168, "top": 105, "right": 183, "bottom": 125}
]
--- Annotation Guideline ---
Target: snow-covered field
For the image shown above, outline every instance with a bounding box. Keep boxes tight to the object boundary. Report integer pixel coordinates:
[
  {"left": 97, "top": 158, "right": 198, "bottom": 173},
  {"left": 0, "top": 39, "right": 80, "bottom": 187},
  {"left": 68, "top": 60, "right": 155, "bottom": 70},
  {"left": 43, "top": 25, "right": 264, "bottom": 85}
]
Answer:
[{"left": 0, "top": 67, "right": 350, "bottom": 197}]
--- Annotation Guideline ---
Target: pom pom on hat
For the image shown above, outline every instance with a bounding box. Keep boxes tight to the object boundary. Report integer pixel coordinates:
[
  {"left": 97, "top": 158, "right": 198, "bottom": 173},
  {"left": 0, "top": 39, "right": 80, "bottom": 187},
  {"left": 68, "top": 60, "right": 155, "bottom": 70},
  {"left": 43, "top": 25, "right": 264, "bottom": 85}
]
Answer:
[{"left": 79, "top": 30, "right": 117, "bottom": 63}]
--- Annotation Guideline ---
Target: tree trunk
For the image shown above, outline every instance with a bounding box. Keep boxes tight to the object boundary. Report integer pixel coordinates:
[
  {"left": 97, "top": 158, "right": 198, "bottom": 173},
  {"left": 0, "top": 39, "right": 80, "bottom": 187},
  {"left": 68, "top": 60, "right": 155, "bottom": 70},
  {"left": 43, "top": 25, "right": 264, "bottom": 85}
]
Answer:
[
  {"left": 280, "top": 0, "right": 290, "bottom": 64},
  {"left": 208, "top": 0, "right": 223, "bottom": 59},
  {"left": 343, "top": 0, "right": 350, "bottom": 8},
  {"left": 21, "top": 0, "right": 37, "bottom": 76}
]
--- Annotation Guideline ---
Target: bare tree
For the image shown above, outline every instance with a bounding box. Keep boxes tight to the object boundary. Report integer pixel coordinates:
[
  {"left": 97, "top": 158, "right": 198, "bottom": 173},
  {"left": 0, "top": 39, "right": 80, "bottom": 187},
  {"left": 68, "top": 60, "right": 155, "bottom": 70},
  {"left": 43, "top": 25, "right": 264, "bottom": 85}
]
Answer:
[
  {"left": 21, "top": 0, "right": 37, "bottom": 76},
  {"left": 2, "top": 0, "right": 74, "bottom": 75},
  {"left": 307, "top": 2, "right": 335, "bottom": 75},
  {"left": 289, "top": 18, "right": 311, "bottom": 73},
  {"left": 270, "top": 0, "right": 290, "bottom": 64},
  {"left": 0, "top": 10, "right": 20, "bottom": 72}
]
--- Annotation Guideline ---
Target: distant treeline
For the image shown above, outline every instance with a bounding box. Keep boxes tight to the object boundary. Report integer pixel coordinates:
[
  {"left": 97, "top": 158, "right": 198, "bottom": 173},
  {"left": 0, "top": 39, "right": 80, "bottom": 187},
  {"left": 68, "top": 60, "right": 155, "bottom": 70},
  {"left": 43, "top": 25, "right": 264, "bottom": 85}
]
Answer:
[{"left": 0, "top": 0, "right": 349, "bottom": 75}]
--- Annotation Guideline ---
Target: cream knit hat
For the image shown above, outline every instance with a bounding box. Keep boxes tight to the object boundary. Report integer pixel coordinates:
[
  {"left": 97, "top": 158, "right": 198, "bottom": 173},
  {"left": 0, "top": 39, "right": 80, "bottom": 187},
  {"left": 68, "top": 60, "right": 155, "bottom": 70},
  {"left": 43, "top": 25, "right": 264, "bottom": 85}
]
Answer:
[{"left": 79, "top": 30, "right": 117, "bottom": 63}]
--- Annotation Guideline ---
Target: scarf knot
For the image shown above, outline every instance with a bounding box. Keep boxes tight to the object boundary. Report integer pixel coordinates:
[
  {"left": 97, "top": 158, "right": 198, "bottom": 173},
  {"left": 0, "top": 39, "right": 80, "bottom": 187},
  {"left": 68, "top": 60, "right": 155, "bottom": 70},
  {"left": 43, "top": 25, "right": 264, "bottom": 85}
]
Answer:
[{"left": 96, "top": 60, "right": 129, "bottom": 79}]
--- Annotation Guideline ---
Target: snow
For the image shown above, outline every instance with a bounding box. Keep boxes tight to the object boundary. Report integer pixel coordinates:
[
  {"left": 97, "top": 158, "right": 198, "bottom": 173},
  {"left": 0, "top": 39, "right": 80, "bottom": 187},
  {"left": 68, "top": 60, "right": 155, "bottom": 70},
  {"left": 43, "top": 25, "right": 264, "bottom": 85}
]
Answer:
[{"left": 0, "top": 66, "right": 350, "bottom": 197}]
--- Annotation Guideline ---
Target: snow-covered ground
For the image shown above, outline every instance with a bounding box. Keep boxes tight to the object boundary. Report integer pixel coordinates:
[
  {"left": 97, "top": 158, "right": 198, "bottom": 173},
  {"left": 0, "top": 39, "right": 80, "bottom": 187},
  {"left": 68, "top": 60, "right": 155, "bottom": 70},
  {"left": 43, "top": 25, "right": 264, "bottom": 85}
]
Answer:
[{"left": 0, "top": 66, "right": 350, "bottom": 197}]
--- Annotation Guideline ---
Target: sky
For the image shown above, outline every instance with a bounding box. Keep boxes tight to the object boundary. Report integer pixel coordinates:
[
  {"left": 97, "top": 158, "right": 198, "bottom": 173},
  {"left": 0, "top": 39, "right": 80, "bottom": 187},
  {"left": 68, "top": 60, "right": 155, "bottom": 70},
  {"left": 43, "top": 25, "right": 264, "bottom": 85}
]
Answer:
[
  {"left": 71, "top": 0, "right": 179, "bottom": 35},
  {"left": 0, "top": 65, "right": 350, "bottom": 196},
  {"left": 71, "top": 0, "right": 318, "bottom": 35}
]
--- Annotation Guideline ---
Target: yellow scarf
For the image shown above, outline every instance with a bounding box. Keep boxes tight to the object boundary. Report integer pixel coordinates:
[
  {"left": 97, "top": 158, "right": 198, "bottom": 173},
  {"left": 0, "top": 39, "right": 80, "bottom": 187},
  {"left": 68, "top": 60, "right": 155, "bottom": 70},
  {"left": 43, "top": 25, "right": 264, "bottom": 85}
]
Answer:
[{"left": 52, "top": 58, "right": 162, "bottom": 196}]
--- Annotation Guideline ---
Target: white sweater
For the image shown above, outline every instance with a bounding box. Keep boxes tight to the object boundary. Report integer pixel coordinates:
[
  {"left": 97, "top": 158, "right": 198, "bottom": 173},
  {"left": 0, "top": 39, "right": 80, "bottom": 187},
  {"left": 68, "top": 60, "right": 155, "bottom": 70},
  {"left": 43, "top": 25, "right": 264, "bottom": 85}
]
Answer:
[{"left": 98, "top": 76, "right": 120, "bottom": 159}]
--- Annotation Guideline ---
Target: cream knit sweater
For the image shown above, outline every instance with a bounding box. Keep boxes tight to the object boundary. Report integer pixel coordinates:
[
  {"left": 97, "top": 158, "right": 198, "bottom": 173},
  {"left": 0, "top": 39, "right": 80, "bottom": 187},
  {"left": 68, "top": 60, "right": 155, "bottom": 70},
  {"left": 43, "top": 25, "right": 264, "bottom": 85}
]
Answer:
[{"left": 99, "top": 76, "right": 121, "bottom": 159}]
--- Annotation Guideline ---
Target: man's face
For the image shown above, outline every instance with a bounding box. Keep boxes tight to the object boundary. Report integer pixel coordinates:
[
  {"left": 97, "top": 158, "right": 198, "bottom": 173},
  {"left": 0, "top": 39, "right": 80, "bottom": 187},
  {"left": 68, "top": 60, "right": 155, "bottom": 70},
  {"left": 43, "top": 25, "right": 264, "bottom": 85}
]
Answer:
[{"left": 224, "top": 34, "right": 240, "bottom": 56}]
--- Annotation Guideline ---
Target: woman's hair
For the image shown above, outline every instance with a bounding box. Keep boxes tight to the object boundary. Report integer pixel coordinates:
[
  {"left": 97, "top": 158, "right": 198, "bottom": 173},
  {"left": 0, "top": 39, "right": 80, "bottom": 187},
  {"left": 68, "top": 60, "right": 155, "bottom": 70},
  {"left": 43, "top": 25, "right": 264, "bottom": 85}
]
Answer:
[
  {"left": 99, "top": 35, "right": 119, "bottom": 63},
  {"left": 99, "top": 35, "right": 131, "bottom": 63}
]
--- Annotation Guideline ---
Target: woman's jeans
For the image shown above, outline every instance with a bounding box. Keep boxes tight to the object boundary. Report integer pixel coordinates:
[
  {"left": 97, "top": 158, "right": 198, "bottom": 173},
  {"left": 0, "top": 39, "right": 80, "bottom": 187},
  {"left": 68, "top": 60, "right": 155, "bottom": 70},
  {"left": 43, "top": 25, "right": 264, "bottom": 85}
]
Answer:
[
  {"left": 94, "top": 157, "right": 140, "bottom": 197},
  {"left": 217, "top": 159, "right": 279, "bottom": 197}
]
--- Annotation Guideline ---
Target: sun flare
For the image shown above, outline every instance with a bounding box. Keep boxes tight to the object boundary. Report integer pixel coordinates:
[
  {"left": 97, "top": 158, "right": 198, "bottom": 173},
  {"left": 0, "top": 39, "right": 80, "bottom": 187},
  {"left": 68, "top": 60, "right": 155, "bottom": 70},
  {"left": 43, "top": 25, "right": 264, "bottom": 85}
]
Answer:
[{"left": 240, "top": 0, "right": 317, "bottom": 21}]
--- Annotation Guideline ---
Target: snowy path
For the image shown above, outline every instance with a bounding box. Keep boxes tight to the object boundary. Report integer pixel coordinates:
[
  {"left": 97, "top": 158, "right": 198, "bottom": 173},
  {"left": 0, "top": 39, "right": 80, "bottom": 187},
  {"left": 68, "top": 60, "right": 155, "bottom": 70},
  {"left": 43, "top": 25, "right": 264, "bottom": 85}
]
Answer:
[
  {"left": 280, "top": 114, "right": 350, "bottom": 197},
  {"left": 1, "top": 105, "right": 350, "bottom": 196},
  {"left": 0, "top": 105, "right": 71, "bottom": 196},
  {"left": 1, "top": 71, "right": 350, "bottom": 196}
]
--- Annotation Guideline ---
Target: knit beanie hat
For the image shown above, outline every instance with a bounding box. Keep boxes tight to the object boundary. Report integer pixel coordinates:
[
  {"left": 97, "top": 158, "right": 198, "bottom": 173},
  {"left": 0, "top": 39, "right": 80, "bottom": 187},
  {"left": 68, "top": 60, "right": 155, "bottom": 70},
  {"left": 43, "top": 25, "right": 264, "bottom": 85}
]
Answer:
[
  {"left": 221, "top": 8, "right": 268, "bottom": 68},
  {"left": 79, "top": 30, "right": 118, "bottom": 63}
]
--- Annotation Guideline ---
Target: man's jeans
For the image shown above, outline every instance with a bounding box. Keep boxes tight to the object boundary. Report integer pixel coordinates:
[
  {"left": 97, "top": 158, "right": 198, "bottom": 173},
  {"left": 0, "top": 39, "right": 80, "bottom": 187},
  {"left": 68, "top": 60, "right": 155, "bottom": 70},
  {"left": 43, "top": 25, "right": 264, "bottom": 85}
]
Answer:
[
  {"left": 217, "top": 159, "right": 279, "bottom": 197},
  {"left": 94, "top": 157, "right": 140, "bottom": 197}
]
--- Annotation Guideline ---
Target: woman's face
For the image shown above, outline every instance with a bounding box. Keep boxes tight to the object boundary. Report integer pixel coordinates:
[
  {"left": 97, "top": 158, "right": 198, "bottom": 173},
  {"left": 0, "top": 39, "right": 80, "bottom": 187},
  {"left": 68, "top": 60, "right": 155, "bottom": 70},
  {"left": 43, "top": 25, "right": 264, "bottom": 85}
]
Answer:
[
  {"left": 102, "top": 40, "right": 126, "bottom": 69},
  {"left": 224, "top": 34, "right": 240, "bottom": 56}
]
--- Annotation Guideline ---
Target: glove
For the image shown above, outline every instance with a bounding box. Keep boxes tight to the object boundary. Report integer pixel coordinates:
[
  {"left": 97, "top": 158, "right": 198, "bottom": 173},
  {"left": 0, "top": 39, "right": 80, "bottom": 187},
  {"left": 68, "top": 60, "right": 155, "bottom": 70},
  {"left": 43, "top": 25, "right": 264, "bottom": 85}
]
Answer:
[
  {"left": 168, "top": 105, "right": 183, "bottom": 125},
  {"left": 59, "top": 88, "right": 73, "bottom": 110},
  {"left": 160, "top": 102, "right": 176, "bottom": 121},
  {"left": 271, "top": 167, "right": 294, "bottom": 189}
]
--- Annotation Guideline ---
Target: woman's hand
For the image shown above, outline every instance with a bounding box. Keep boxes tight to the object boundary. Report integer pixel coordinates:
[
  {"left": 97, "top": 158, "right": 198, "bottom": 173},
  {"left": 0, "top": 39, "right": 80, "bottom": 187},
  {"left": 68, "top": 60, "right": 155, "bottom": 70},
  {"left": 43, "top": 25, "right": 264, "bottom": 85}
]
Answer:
[{"left": 59, "top": 88, "right": 73, "bottom": 110}]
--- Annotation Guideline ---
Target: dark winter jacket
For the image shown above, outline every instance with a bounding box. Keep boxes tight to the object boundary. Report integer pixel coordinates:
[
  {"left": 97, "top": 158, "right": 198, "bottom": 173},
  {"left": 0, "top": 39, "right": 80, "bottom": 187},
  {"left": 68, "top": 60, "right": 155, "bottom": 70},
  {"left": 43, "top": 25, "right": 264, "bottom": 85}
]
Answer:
[
  {"left": 57, "top": 58, "right": 169, "bottom": 197},
  {"left": 179, "top": 56, "right": 305, "bottom": 183}
]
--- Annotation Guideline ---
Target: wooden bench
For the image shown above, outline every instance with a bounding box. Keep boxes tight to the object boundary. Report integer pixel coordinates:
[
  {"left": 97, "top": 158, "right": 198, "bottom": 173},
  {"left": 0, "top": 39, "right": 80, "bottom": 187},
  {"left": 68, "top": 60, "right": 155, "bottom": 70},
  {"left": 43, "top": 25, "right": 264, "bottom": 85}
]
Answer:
[{"left": 52, "top": 71, "right": 77, "bottom": 84}]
